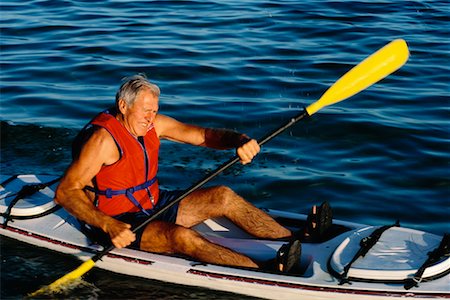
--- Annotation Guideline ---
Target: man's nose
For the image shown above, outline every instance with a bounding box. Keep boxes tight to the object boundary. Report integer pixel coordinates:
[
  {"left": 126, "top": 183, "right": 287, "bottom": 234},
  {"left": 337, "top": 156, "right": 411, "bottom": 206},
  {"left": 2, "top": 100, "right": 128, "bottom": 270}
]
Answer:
[{"left": 145, "top": 112, "right": 155, "bottom": 121}]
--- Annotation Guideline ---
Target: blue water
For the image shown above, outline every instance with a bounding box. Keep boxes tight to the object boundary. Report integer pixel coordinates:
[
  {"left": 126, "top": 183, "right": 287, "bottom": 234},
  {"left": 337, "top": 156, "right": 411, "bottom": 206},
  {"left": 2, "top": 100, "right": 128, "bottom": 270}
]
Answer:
[{"left": 1, "top": 0, "right": 449, "bottom": 299}]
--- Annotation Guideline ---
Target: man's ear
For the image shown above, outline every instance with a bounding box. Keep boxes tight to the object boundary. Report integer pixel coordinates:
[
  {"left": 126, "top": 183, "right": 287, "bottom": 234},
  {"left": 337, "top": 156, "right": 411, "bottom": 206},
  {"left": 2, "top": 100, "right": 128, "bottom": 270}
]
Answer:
[{"left": 118, "top": 99, "right": 127, "bottom": 114}]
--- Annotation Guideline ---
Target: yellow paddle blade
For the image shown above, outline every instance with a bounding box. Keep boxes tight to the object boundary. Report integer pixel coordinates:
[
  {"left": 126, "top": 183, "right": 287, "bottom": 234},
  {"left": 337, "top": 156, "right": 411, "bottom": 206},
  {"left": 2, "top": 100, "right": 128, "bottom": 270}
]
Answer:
[
  {"left": 28, "top": 259, "right": 96, "bottom": 297},
  {"left": 306, "top": 39, "right": 409, "bottom": 116}
]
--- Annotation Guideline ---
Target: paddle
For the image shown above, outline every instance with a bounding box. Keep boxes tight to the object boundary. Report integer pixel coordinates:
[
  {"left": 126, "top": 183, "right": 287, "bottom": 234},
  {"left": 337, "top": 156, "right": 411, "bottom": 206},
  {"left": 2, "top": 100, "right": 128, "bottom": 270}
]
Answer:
[{"left": 29, "top": 38, "right": 409, "bottom": 297}]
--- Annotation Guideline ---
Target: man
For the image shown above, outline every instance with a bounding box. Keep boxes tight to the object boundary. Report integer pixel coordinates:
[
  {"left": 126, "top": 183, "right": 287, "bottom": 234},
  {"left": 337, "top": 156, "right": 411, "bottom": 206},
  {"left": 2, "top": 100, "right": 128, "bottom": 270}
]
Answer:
[{"left": 55, "top": 74, "right": 301, "bottom": 271}]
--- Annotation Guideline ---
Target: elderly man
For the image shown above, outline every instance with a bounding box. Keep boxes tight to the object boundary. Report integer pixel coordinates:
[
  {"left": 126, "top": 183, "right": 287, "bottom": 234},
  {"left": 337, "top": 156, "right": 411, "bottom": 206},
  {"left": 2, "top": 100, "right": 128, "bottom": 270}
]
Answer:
[{"left": 55, "top": 74, "right": 301, "bottom": 271}]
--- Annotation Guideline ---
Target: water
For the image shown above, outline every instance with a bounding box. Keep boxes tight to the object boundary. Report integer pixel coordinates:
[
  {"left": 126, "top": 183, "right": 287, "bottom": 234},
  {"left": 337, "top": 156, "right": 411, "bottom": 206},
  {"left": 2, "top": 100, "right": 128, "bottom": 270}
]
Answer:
[{"left": 1, "top": 0, "right": 449, "bottom": 299}]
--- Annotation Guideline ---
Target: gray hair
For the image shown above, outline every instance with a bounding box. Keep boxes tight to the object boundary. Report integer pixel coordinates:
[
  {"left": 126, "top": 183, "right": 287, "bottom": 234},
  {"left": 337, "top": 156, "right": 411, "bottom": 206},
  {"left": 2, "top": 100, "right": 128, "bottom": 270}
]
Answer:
[{"left": 115, "top": 74, "right": 160, "bottom": 108}]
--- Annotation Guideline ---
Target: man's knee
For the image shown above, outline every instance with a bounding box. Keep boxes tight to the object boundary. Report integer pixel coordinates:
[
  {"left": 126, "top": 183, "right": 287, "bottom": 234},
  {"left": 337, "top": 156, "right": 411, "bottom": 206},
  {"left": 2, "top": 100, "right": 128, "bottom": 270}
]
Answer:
[
  {"left": 171, "top": 226, "right": 206, "bottom": 253},
  {"left": 211, "top": 185, "right": 237, "bottom": 204}
]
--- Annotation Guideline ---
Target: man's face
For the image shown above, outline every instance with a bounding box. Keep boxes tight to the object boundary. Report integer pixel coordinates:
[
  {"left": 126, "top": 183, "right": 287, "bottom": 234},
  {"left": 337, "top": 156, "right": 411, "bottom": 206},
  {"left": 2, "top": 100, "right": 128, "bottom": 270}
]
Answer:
[{"left": 120, "top": 88, "right": 159, "bottom": 137}]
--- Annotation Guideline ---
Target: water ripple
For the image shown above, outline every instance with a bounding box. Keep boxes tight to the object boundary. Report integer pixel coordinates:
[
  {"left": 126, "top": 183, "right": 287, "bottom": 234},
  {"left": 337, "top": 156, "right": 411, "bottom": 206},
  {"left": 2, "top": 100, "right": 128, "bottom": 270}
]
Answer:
[{"left": 1, "top": 0, "right": 449, "bottom": 298}]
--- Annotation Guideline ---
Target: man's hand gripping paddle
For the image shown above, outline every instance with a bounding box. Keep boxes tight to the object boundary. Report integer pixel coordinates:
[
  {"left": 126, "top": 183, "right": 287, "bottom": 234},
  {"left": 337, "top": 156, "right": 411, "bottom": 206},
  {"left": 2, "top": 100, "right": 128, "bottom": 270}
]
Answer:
[{"left": 29, "top": 39, "right": 409, "bottom": 297}]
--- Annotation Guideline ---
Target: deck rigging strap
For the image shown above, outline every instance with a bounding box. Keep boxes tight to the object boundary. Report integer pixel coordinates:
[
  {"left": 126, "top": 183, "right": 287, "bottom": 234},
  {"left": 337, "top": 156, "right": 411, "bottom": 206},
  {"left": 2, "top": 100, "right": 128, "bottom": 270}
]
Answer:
[
  {"left": 404, "top": 233, "right": 450, "bottom": 290},
  {"left": 339, "top": 220, "right": 400, "bottom": 285},
  {"left": 0, "top": 175, "right": 19, "bottom": 187},
  {"left": 1, "top": 176, "right": 61, "bottom": 228}
]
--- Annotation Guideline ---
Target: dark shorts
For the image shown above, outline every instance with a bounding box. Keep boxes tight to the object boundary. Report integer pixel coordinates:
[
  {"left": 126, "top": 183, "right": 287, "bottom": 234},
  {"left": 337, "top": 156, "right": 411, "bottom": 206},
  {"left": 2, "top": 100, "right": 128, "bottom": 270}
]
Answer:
[{"left": 79, "top": 189, "right": 181, "bottom": 249}]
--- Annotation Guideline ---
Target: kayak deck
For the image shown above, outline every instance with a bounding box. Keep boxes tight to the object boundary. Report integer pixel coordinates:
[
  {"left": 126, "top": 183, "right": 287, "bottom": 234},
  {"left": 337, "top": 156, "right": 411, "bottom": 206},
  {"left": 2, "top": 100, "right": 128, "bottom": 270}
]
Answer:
[{"left": 1, "top": 174, "right": 449, "bottom": 300}]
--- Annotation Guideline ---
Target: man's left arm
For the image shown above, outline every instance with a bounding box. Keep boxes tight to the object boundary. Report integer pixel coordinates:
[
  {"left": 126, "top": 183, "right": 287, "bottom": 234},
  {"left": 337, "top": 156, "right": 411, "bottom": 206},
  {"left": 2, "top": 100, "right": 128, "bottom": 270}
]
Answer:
[
  {"left": 154, "top": 114, "right": 260, "bottom": 164},
  {"left": 203, "top": 128, "right": 260, "bottom": 165}
]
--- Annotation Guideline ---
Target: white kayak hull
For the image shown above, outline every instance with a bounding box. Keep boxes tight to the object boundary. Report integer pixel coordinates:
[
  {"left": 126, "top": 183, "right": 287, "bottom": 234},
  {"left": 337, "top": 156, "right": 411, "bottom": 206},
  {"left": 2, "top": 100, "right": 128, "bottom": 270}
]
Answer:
[{"left": 1, "top": 174, "right": 449, "bottom": 300}]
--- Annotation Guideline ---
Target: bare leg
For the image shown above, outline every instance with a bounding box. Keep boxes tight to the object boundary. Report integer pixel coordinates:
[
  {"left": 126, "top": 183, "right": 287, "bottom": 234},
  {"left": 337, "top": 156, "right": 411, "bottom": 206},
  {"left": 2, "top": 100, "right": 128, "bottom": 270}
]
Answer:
[
  {"left": 176, "top": 186, "right": 291, "bottom": 239},
  {"left": 139, "top": 220, "right": 258, "bottom": 268}
]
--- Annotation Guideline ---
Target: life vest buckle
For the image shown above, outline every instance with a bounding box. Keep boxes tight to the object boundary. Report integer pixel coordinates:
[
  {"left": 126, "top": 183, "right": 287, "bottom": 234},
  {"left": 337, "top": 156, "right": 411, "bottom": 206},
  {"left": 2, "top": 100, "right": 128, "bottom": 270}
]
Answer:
[{"left": 105, "top": 188, "right": 113, "bottom": 198}]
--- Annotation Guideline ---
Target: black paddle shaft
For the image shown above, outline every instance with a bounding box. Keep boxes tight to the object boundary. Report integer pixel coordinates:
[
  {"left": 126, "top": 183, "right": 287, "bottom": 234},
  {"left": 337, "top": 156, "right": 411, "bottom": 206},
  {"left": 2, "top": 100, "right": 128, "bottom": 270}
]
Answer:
[{"left": 92, "top": 108, "right": 310, "bottom": 262}]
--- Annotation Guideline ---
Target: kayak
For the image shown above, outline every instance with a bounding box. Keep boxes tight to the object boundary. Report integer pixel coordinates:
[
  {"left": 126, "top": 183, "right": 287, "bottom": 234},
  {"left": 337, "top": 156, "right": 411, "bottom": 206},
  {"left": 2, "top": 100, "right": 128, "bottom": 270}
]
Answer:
[{"left": 1, "top": 174, "right": 449, "bottom": 300}]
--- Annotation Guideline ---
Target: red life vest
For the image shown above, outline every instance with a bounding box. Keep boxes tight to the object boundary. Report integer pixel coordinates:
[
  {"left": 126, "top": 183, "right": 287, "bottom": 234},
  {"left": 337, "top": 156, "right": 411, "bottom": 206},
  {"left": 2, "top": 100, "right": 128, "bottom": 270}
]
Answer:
[{"left": 87, "top": 111, "right": 160, "bottom": 216}]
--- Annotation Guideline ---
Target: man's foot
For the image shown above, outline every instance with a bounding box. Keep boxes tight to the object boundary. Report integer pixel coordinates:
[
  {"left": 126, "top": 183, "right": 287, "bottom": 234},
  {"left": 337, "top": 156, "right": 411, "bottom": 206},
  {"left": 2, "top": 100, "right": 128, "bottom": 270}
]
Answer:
[
  {"left": 304, "top": 201, "right": 333, "bottom": 242},
  {"left": 276, "top": 239, "right": 301, "bottom": 273}
]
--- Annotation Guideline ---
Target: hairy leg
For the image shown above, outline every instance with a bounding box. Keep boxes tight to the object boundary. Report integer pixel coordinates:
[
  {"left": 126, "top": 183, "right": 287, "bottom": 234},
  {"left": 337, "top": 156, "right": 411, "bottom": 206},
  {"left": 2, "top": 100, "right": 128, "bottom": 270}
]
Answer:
[
  {"left": 139, "top": 220, "right": 258, "bottom": 268},
  {"left": 176, "top": 185, "right": 291, "bottom": 239}
]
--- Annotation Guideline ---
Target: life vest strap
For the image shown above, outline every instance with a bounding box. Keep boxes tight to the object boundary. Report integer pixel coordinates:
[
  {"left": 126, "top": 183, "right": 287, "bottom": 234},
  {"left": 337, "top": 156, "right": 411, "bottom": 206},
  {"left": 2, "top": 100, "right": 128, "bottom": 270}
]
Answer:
[{"left": 85, "top": 177, "right": 157, "bottom": 216}]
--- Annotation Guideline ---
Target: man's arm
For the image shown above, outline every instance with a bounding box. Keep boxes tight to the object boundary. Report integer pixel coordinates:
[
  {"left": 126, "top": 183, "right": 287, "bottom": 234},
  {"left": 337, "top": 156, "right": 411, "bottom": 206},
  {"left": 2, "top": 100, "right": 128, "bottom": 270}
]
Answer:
[
  {"left": 54, "top": 128, "right": 136, "bottom": 248},
  {"left": 154, "top": 114, "right": 260, "bottom": 164}
]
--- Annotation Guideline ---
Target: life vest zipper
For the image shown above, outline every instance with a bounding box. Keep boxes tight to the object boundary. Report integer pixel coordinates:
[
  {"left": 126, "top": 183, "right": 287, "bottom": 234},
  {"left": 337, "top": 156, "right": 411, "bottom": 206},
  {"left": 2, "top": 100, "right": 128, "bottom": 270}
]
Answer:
[{"left": 138, "top": 136, "right": 155, "bottom": 206}]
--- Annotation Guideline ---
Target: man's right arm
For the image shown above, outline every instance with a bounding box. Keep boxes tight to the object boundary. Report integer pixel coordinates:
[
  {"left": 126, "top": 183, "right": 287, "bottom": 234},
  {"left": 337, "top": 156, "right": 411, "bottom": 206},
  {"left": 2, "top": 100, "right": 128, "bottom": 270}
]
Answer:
[{"left": 54, "top": 128, "right": 135, "bottom": 248}]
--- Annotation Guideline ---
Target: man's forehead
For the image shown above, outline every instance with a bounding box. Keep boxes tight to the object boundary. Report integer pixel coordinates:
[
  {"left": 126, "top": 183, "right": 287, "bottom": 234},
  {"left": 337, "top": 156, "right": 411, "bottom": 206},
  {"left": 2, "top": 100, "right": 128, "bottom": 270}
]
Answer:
[{"left": 136, "top": 88, "right": 159, "bottom": 103}]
